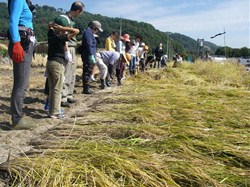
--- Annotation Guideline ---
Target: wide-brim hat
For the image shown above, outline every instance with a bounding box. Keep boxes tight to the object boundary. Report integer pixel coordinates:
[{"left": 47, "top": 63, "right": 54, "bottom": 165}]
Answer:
[
  {"left": 144, "top": 45, "right": 149, "bottom": 50},
  {"left": 120, "top": 34, "right": 130, "bottom": 42}
]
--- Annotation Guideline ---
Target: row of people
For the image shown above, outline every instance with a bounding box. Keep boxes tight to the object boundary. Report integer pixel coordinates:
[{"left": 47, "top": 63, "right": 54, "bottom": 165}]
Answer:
[{"left": 7, "top": 0, "right": 168, "bottom": 130}]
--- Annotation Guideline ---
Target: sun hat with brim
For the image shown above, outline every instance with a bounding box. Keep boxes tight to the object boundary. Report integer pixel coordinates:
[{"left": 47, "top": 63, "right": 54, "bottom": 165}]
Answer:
[
  {"left": 144, "top": 45, "right": 149, "bottom": 50},
  {"left": 120, "top": 34, "right": 130, "bottom": 42}
]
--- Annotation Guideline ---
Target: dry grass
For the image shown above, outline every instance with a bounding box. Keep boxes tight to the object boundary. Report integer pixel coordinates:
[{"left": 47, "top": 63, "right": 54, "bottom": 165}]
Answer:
[
  {"left": 1, "top": 60, "right": 250, "bottom": 186},
  {"left": 32, "top": 54, "right": 83, "bottom": 68}
]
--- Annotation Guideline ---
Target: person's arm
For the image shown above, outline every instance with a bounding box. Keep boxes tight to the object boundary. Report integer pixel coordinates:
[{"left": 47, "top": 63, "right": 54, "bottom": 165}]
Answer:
[
  {"left": 50, "top": 23, "right": 79, "bottom": 40},
  {"left": 9, "top": 0, "right": 25, "bottom": 43},
  {"left": 85, "top": 30, "right": 96, "bottom": 56}
]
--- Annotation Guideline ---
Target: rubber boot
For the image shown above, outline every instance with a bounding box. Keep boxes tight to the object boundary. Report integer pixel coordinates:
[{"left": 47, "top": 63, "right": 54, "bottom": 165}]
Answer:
[
  {"left": 116, "top": 69, "right": 122, "bottom": 86},
  {"left": 83, "top": 83, "right": 94, "bottom": 94},
  {"left": 106, "top": 78, "right": 111, "bottom": 87},
  {"left": 100, "top": 79, "right": 106, "bottom": 89},
  {"left": 13, "top": 118, "right": 37, "bottom": 130},
  {"left": 117, "top": 78, "right": 122, "bottom": 86}
]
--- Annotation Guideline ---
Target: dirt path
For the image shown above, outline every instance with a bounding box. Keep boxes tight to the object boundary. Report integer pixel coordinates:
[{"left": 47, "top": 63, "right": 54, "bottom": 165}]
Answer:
[{"left": 0, "top": 64, "right": 118, "bottom": 167}]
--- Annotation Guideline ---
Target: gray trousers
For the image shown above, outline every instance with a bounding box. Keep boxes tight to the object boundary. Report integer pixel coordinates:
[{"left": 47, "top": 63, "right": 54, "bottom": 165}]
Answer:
[
  {"left": 62, "top": 47, "right": 76, "bottom": 102},
  {"left": 8, "top": 41, "right": 35, "bottom": 123}
]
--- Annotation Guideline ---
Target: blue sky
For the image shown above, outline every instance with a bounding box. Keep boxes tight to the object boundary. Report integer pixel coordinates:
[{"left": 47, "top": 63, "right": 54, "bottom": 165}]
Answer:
[{"left": 2, "top": 0, "right": 249, "bottom": 48}]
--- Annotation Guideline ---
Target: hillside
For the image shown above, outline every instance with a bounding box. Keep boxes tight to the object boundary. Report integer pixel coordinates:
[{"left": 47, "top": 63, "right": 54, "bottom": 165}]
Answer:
[
  {"left": 0, "top": 2, "right": 219, "bottom": 59},
  {"left": 169, "top": 33, "right": 218, "bottom": 54}
]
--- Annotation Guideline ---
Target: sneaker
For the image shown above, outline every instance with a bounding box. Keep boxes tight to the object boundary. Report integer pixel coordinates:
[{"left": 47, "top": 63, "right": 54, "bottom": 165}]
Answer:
[
  {"left": 44, "top": 104, "right": 49, "bottom": 111},
  {"left": 13, "top": 118, "right": 37, "bottom": 130},
  {"left": 50, "top": 113, "right": 65, "bottom": 119},
  {"left": 44, "top": 97, "right": 49, "bottom": 111}
]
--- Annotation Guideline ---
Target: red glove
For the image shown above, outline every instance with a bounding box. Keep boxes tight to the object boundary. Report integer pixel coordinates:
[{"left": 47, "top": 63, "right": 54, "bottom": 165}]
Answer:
[{"left": 12, "top": 42, "right": 25, "bottom": 63}]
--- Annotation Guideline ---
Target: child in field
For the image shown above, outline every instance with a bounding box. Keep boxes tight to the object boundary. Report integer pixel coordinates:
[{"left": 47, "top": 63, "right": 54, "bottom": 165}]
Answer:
[{"left": 46, "top": 22, "right": 79, "bottom": 118}]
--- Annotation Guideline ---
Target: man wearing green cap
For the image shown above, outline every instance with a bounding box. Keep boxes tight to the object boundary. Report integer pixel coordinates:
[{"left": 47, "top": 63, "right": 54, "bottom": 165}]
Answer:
[{"left": 54, "top": 1, "right": 84, "bottom": 107}]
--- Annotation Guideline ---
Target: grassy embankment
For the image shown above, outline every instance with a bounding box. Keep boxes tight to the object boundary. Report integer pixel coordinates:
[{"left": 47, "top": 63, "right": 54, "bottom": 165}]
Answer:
[{"left": 2, "top": 61, "right": 250, "bottom": 186}]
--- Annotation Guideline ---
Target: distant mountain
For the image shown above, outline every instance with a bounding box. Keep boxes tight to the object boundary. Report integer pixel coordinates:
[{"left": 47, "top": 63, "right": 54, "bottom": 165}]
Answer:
[{"left": 0, "top": 2, "right": 219, "bottom": 59}]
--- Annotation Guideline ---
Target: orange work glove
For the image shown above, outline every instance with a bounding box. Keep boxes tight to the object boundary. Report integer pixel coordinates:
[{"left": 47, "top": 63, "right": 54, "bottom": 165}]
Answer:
[{"left": 12, "top": 42, "right": 25, "bottom": 63}]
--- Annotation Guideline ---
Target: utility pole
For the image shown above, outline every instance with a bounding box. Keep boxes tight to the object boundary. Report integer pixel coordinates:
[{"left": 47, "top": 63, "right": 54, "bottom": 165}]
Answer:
[
  {"left": 119, "top": 17, "right": 122, "bottom": 39},
  {"left": 224, "top": 28, "right": 226, "bottom": 58},
  {"left": 166, "top": 32, "right": 171, "bottom": 59}
]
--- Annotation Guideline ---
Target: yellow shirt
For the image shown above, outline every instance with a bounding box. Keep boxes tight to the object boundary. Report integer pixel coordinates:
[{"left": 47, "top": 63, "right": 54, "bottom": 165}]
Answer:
[{"left": 105, "top": 37, "right": 116, "bottom": 51}]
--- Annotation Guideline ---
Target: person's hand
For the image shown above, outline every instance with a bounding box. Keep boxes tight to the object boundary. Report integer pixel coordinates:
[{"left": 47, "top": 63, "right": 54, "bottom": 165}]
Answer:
[
  {"left": 52, "top": 24, "right": 62, "bottom": 30},
  {"left": 89, "top": 55, "right": 96, "bottom": 64},
  {"left": 12, "top": 42, "right": 24, "bottom": 63},
  {"left": 48, "top": 23, "right": 62, "bottom": 30},
  {"left": 65, "top": 51, "right": 73, "bottom": 63},
  {"left": 48, "top": 22, "right": 55, "bottom": 29}
]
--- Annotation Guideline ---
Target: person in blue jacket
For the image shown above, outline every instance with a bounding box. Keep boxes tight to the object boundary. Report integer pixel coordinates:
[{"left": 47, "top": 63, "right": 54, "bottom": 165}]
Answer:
[
  {"left": 81, "top": 21, "right": 103, "bottom": 94},
  {"left": 8, "top": 0, "right": 36, "bottom": 130}
]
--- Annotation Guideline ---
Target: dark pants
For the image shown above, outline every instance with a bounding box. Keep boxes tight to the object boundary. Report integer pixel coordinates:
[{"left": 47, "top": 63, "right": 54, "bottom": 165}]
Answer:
[
  {"left": 108, "top": 64, "right": 114, "bottom": 80},
  {"left": 82, "top": 56, "right": 94, "bottom": 84},
  {"left": 8, "top": 41, "right": 35, "bottom": 123},
  {"left": 139, "top": 58, "right": 145, "bottom": 72},
  {"left": 44, "top": 78, "right": 49, "bottom": 96}
]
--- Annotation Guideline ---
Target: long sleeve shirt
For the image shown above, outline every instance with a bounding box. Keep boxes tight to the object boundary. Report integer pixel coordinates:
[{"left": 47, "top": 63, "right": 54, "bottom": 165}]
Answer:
[
  {"left": 105, "top": 37, "right": 116, "bottom": 51},
  {"left": 100, "top": 51, "right": 120, "bottom": 65},
  {"left": 81, "top": 27, "right": 97, "bottom": 57},
  {"left": 9, "top": 0, "right": 33, "bottom": 43}
]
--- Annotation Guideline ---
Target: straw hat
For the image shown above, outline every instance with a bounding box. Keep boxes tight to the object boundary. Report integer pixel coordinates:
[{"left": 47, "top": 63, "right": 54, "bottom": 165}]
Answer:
[
  {"left": 122, "top": 52, "right": 131, "bottom": 64},
  {"left": 144, "top": 45, "right": 149, "bottom": 50}
]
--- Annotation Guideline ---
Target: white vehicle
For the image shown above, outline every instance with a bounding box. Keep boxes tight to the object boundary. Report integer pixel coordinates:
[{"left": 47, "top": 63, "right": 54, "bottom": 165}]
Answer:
[{"left": 212, "top": 56, "right": 227, "bottom": 62}]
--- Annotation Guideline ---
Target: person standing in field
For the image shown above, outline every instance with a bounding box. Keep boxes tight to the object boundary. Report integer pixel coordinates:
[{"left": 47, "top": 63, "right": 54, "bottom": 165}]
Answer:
[
  {"left": 8, "top": 0, "right": 37, "bottom": 130},
  {"left": 137, "top": 43, "right": 149, "bottom": 72},
  {"left": 46, "top": 23, "right": 79, "bottom": 119},
  {"left": 116, "top": 33, "right": 130, "bottom": 85},
  {"left": 105, "top": 31, "right": 119, "bottom": 51},
  {"left": 54, "top": 1, "right": 85, "bottom": 108},
  {"left": 154, "top": 42, "right": 164, "bottom": 68},
  {"left": 81, "top": 21, "right": 103, "bottom": 94},
  {"left": 105, "top": 31, "right": 119, "bottom": 86}
]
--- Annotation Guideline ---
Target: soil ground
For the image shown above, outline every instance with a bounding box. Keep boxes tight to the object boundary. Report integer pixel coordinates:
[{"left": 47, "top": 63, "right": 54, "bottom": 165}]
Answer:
[{"left": 0, "top": 63, "right": 116, "bottom": 168}]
